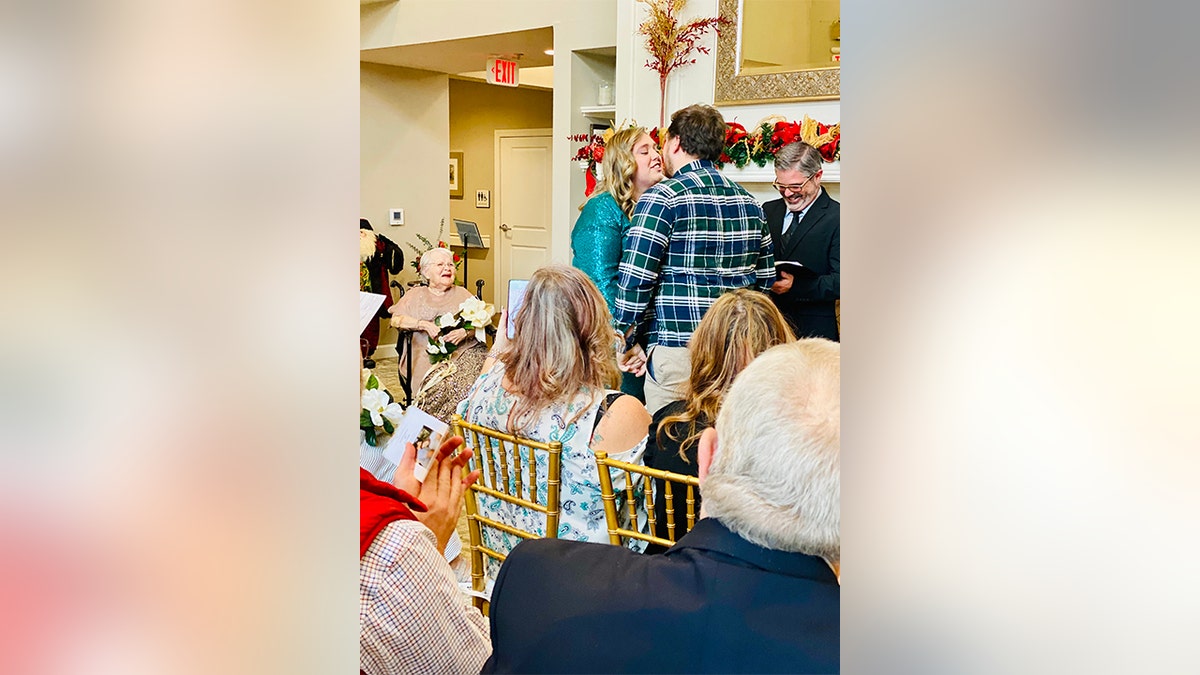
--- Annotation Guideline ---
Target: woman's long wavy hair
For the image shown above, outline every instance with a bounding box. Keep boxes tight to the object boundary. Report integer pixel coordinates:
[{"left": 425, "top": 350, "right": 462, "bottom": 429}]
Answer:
[
  {"left": 498, "top": 265, "right": 622, "bottom": 433},
  {"left": 658, "top": 289, "right": 795, "bottom": 461},
  {"left": 578, "top": 126, "right": 647, "bottom": 218}
]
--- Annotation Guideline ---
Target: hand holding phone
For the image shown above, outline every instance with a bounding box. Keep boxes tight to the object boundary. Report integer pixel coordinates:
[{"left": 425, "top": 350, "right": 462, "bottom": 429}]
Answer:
[
  {"left": 489, "top": 308, "right": 511, "bottom": 357},
  {"left": 506, "top": 279, "right": 529, "bottom": 338}
]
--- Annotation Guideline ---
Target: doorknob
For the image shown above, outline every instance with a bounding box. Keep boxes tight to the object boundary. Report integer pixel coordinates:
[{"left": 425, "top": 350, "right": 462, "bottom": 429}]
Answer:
[{"left": 499, "top": 222, "right": 512, "bottom": 232}]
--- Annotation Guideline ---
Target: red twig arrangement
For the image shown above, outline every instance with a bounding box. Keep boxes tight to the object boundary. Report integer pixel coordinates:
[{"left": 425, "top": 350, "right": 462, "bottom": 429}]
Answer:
[{"left": 637, "top": 0, "right": 730, "bottom": 129}]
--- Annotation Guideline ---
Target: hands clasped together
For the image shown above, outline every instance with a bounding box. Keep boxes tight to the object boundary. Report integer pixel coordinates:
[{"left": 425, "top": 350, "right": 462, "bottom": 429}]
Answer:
[{"left": 615, "top": 329, "right": 647, "bottom": 377}]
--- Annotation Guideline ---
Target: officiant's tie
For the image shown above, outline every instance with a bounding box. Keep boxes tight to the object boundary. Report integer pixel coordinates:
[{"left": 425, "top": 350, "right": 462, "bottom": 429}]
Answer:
[{"left": 782, "top": 210, "right": 802, "bottom": 247}]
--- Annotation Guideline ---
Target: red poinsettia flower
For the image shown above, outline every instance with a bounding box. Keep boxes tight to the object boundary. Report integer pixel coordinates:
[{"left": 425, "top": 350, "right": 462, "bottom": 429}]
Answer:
[
  {"left": 771, "top": 121, "right": 803, "bottom": 148},
  {"left": 725, "top": 122, "right": 748, "bottom": 146}
]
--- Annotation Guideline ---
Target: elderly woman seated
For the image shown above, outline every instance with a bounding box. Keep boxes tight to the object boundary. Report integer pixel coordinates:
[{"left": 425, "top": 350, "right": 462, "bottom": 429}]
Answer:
[
  {"left": 388, "top": 248, "right": 489, "bottom": 422},
  {"left": 457, "top": 265, "right": 651, "bottom": 580}
]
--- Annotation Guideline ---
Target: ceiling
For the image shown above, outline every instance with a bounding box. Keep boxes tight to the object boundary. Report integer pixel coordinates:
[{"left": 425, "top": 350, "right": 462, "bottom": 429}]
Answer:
[{"left": 361, "top": 27, "right": 555, "bottom": 76}]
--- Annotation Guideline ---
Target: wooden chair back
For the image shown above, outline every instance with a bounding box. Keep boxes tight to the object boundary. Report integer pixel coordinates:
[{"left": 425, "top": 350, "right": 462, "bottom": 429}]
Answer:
[
  {"left": 594, "top": 450, "right": 701, "bottom": 549},
  {"left": 451, "top": 414, "right": 563, "bottom": 612}
]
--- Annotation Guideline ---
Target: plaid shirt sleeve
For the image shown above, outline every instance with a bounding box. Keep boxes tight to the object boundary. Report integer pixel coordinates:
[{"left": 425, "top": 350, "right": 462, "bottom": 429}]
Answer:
[
  {"left": 360, "top": 520, "right": 490, "bottom": 675},
  {"left": 755, "top": 215, "right": 776, "bottom": 290},
  {"left": 613, "top": 187, "right": 673, "bottom": 330}
]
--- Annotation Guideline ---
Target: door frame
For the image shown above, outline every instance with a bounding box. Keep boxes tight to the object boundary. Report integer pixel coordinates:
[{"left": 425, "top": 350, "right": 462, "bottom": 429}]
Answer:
[{"left": 493, "top": 128, "right": 553, "bottom": 308}]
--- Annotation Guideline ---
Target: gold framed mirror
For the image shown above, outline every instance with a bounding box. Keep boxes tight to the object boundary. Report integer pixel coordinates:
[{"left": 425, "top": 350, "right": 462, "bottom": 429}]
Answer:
[{"left": 715, "top": 0, "right": 840, "bottom": 104}]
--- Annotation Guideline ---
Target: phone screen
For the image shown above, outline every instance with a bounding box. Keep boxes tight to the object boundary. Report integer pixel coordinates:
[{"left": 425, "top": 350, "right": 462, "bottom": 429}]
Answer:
[{"left": 507, "top": 279, "right": 529, "bottom": 339}]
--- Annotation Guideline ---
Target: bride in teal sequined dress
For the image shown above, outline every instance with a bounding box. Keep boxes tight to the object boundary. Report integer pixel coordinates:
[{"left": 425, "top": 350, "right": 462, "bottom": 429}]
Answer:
[{"left": 570, "top": 126, "right": 663, "bottom": 399}]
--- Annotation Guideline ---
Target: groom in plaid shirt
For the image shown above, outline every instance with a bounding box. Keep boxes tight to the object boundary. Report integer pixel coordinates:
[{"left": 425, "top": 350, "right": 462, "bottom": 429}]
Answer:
[{"left": 614, "top": 104, "right": 775, "bottom": 415}]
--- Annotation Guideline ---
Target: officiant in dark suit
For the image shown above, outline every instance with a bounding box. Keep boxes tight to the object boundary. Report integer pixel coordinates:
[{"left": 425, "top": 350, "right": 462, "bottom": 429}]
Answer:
[{"left": 763, "top": 141, "right": 840, "bottom": 341}]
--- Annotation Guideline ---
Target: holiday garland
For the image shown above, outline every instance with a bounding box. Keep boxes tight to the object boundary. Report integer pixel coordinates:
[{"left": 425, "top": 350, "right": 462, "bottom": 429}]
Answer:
[
  {"left": 719, "top": 115, "right": 841, "bottom": 169},
  {"left": 571, "top": 114, "right": 841, "bottom": 181}
]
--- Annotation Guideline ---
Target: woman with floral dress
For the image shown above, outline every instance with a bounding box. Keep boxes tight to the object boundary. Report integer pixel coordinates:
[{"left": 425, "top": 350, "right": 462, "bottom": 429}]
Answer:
[{"left": 457, "top": 265, "right": 651, "bottom": 581}]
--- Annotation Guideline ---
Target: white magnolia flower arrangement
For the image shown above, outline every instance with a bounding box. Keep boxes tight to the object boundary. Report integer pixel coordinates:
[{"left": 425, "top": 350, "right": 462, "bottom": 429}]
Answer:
[
  {"left": 360, "top": 372, "right": 404, "bottom": 446},
  {"left": 426, "top": 296, "right": 496, "bottom": 365}
]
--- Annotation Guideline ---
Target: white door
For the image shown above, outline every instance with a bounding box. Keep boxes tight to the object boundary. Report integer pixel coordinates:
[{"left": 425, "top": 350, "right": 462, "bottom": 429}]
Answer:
[{"left": 495, "top": 130, "right": 552, "bottom": 308}]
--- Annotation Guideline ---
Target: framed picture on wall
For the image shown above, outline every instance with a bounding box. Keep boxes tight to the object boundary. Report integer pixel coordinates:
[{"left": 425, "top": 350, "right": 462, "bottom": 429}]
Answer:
[{"left": 449, "top": 151, "right": 464, "bottom": 199}]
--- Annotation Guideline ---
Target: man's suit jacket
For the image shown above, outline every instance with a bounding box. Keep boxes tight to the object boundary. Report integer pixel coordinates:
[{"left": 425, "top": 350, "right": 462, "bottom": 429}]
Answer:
[
  {"left": 481, "top": 518, "right": 840, "bottom": 674},
  {"left": 763, "top": 187, "right": 840, "bottom": 341}
]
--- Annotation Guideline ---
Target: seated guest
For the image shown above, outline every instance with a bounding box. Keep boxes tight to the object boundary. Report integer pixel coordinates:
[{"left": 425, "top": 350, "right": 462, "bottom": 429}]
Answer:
[
  {"left": 482, "top": 339, "right": 841, "bottom": 674},
  {"left": 360, "top": 436, "right": 489, "bottom": 674},
  {"left": 388, "top": 247, "right": 487, "bottom": 422},
  {"left": 644, "top": 288, "right": 794, "bottom": 551},
  {"left": 456, "top": 265, "right": 652, "bottom": 577}
]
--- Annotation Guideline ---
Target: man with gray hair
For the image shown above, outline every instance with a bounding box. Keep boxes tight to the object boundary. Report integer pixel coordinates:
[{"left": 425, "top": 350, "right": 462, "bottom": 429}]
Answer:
[
  {"left": 764, "top": 141, "right": 840, "bottom": 341},
  {"left": 481, "top": 339, "right": 840, "bottom": 674}
]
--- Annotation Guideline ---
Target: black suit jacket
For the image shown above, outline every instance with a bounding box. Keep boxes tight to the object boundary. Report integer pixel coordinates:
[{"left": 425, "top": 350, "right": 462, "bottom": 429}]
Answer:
[
  {"left": 482, "top": 518, "right": 840, "bottom": 674},
  {"left": 763, "top": 188, "right": 840, "bottom": 340}
]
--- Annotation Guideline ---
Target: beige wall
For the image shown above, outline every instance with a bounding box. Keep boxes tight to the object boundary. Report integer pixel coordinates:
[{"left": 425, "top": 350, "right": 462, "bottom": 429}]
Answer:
[
  {"left": 361, "top": 62, "right": 450, "bottom": 352},
  {"left": 359, "top": 67, "right": 552, "bottom": 354},
  {"left": 361, "top": 0, "right": 618, "bottom": 266},
  {"left": 741, "top": 0, "right": 838, "bottom": 70},
  {"left": 742, "top": 0, "right": 808, "bottom": 70},
  {"left": 449, "top": 79, "right": 553, "bottom": 306},
  {"left": 362, "top": 0, "right": 616, "bottom": 52}
]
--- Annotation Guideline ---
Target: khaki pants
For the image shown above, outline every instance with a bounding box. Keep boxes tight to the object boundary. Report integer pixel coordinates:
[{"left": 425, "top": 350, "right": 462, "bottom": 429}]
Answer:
[{"left": 643, "top": 345, "right": 690, "bottom": 416}]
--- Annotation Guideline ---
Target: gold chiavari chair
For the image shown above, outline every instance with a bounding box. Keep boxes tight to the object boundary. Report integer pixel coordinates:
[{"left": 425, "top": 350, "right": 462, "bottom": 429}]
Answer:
[
  {"left": 594, "top": 450, "right": 701, "bottom": 549},
  {"left": 451, "top": 414, "right": 563, "bottom": 613}
]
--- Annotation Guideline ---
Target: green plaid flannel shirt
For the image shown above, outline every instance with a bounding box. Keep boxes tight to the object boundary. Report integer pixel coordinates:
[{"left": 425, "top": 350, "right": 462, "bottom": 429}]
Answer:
[{"left": 614, "top": 160, "right": 775, "bottom": 348}]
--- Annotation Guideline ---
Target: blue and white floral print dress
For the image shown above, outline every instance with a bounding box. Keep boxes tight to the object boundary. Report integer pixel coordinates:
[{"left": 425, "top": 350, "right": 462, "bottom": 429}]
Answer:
[{"left": 456, "top": 362, "right": 648, "bottom": 580}]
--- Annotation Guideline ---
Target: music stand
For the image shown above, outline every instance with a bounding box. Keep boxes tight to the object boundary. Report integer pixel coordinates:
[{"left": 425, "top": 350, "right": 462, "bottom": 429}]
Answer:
[{"left": 453, "top": 219, "right": 487, "bottom": 295}]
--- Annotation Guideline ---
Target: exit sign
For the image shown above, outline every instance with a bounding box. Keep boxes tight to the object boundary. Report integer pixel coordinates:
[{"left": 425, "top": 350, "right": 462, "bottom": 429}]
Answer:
[{"left": 486, "top": 58, "right": 519, "bottom": 87}]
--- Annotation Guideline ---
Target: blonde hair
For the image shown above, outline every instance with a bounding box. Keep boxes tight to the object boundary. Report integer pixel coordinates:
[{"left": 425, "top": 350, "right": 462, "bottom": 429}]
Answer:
[
  {"left": 498, "top": 265, "right": 621, "bottom": 433},
  {"left": 578, "top": 127, "right": 648, "bottom": 218},
  {"left": 658, "top": 289, "right": 795, "bottom": 460}
]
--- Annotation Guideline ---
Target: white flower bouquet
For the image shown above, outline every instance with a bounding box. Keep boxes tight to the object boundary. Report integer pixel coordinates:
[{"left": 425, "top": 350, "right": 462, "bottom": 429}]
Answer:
[
  {"left": 360, "top": 372, "right": 404, "bottom": 446},
  {"left": 426, "top": 296, "right": 496, "bottom": 365}
]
